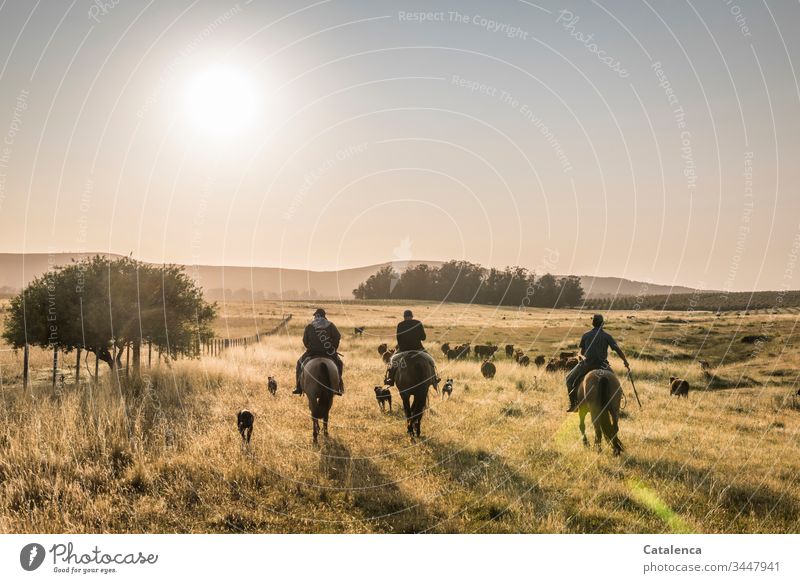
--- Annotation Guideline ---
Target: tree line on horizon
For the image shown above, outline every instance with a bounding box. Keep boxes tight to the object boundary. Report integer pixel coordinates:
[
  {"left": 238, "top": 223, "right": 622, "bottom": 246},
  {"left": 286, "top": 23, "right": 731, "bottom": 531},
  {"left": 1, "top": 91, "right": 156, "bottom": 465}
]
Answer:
[{"left": 352, "top": 260, "right": 585, "bottom": 307}]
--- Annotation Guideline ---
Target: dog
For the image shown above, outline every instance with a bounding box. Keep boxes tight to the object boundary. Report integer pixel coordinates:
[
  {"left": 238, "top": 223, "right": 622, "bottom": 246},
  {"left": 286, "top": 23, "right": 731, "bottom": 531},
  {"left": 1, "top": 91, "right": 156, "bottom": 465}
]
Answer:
[
  {"left": 267, "top": 376, "right": 277, "bottom": 396},
  {"left": 669, "top": 377, "right": 690, "bottom": 398},
  {"left": 237, "top": 409, "right": 255, "bottom": 443},
  {"left": 374, "top": 386, "right": 392, "bottom": 412},
  {"left": 442, "top": 378, "right": 454, "bottom": 400}
]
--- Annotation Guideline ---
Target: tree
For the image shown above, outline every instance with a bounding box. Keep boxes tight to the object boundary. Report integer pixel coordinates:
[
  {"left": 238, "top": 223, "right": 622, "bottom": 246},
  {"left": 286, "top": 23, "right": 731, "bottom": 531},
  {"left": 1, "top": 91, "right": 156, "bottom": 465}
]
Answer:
[
  {"left": 352, "top": 265, "right": 397, "bottom": 299},
  {"left": 555, "top": 275, "right": 585, "bottom": 308},
  {"left": 2, "top": 256, "right": 216, "bottom": 373}
]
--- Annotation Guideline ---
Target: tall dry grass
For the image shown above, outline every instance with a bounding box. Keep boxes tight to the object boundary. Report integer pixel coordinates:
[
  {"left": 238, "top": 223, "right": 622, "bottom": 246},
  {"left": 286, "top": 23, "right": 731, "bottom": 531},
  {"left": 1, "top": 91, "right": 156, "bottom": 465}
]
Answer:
[{"left": 0, "top": 302, "right": 798, "bottom": 533}]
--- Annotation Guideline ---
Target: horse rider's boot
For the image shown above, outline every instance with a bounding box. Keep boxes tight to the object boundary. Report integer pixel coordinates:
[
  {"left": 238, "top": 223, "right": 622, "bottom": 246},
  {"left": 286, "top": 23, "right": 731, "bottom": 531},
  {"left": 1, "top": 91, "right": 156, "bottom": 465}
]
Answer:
[
  {"left": 566, "top": 388, "right": 578, "bottom": 413},
  {"left": 292, "top": 371, "right": 303, "bottom": 395},
  {"left": 383, "top": 366, "right": 395, "bottom": 387}
]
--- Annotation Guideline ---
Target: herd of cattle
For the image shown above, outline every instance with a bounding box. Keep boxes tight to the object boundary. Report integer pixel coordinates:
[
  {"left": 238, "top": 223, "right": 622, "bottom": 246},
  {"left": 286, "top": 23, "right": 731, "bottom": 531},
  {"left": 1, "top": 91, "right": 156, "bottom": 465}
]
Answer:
[{"left": 233, "top": 334, "right": 707, "bottom": 448}]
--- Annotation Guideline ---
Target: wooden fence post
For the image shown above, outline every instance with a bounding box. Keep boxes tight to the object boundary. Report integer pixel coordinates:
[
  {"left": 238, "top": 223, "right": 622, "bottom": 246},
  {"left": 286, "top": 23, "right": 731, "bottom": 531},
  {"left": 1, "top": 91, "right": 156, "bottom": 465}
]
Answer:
[
  {"left": 148, "top": 340, "right": 152, "bottom": 368},
  {"left": 125, "top": 344, "right": 130, "bottom": 376},
  {"left": 75, "top": 347, "right": 81, "bottom": 385},
  {"left": 23, "top": 343, "right": 29, "bottom": 390},
  {"left": 52, "top": 346, "right": 58, "bottom": 388}
]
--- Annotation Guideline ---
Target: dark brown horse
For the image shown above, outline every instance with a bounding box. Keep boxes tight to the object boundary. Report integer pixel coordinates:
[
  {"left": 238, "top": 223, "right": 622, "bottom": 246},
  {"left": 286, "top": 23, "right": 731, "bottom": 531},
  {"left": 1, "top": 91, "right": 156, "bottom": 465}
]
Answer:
[
  {"left": 300, "top": 357, "right": 340, "bottom": 444},
  {"left": 577, "top": 369, "right": 624, "bottom": 455},
  {"left": 394, "top": 351, "right": 437, "bottom": 438}
]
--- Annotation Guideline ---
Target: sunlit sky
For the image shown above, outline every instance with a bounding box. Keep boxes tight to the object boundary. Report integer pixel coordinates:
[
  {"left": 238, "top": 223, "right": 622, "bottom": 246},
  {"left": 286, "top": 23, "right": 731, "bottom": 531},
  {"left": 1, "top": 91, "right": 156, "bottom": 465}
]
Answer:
[{"left": 1, "top": 0, "right": 799, "bottom": 291}]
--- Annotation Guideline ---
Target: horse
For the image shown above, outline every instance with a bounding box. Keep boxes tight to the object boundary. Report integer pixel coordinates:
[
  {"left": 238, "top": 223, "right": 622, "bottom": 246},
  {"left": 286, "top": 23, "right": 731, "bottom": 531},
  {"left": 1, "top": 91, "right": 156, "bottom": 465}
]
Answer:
[
  {"left": 299, "top": 357, "right": 340, "bottom": 445},
  {"left": 394, "top": 351, "right": 436, "bottom": 438},
  {"left": 576, "top": 369, "right": 624, "bottom": 456}
]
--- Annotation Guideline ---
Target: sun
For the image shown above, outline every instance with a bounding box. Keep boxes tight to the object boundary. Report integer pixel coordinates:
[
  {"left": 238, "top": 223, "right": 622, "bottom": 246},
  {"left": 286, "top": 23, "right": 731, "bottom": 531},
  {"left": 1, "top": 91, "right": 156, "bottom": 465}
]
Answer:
[{"left": 183, "top": 67, "right": 259, "bottom": 137}]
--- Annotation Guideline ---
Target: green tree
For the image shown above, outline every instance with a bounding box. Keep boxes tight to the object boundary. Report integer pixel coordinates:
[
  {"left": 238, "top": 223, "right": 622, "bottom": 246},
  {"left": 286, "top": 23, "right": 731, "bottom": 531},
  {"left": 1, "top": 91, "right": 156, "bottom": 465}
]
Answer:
[
  {"left": 352, "top": 265, "right": 397, "bottom": 299},
  {"left": 2, "top": 256, "right": 216, "bottom": 372}
]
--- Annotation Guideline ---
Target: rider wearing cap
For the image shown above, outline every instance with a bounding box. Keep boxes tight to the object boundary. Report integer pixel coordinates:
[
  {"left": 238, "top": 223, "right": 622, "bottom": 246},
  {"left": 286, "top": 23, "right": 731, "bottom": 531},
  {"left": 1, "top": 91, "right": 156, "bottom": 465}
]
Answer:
[{"left": 293, "top": 308, "right": 344, "bottom": 395}]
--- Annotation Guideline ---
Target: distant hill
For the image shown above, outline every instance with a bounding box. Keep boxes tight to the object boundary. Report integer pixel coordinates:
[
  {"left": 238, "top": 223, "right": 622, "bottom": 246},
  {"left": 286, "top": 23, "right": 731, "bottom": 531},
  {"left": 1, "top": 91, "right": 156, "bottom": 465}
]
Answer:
[
  {"left": 0, "top": 253, "right": 707, "bottom": 300},
  {"left": 569, "top": 275, "right": 703, "bottom": 298}
]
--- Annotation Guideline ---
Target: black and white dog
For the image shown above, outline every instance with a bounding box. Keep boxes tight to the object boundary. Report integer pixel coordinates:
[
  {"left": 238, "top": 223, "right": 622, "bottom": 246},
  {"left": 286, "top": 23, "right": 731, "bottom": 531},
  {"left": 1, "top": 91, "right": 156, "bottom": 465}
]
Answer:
[{"left": 442, "top": 378, "right": 454, "bottom": 400}]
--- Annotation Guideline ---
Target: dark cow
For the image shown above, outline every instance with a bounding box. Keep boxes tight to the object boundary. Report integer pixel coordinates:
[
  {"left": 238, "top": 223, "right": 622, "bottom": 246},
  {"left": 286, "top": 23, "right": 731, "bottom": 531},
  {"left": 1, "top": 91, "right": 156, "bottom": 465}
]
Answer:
[
  {"left": 670, "top": 377, "right": 690, "bottom": 398},
  {"left": 534, "top": 355, "right": 546, "bottom": 368},
  {"left": 481, "top": 360, "right": 496, "bottom": 379},
  {"left": 441, "top": 342, "right": 451, "bottom": 355},
  {"left": 505, "top": 344, "right": 515, "bottom": 358},
  {"left": 377, "top": 343, "right": 388, "bottom": 355}
]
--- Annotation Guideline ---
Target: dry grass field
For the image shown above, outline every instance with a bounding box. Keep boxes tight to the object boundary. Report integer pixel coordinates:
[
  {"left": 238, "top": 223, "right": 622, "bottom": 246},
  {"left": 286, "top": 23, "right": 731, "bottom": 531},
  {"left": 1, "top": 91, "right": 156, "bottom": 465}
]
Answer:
[{"left": 1, "top": 300, "right": 798, "bottom": 533}]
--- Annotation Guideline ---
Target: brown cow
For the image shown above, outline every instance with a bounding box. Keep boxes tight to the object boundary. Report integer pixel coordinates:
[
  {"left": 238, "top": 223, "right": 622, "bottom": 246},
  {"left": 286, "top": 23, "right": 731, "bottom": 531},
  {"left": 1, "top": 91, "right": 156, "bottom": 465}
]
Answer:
[{"left": 670, "top": 377, "right": 690, "bottom": 398}]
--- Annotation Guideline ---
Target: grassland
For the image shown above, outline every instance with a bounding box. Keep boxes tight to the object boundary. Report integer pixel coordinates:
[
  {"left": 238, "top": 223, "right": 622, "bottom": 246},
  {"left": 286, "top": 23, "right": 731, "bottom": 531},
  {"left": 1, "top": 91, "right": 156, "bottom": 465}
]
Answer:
[{"left": 0, "top": 300, "right": 798, "bottom": 533}]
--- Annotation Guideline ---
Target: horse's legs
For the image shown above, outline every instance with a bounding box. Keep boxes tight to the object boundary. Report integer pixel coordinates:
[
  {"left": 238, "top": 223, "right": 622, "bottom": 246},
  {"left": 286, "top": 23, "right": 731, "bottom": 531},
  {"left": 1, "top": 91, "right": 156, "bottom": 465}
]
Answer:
[
  {"left": 400, "top": 393, "right": 413, "bottom": 435},
  {"left": 610, "top": 407, "right": 622, "bottom": 455},
  {"left": 312, "top": 418, "right": 319, "bottom": 445},
  {"left": 593, "top": 414, "right": 603, "bottom": 451},
  {"left": 323, "top": 410, "right": 329, "bottom": 437},
  {"left": 412, "top": 389, "right": 428, "bottom": 437},
  {"left": 579, "top": 410, "right": 588, "bottom": 447}
]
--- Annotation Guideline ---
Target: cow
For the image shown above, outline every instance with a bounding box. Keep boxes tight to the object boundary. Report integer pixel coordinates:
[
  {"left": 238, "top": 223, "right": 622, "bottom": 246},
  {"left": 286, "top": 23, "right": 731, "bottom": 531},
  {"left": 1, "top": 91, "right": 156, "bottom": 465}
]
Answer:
[
  {"left": 670, "top": 377, "right": 690, "bottom": 398},
  {"left": 481, "top": 360, "right": 497, "bottom": 379},
  {"left": 377, "top": 343, "right": 388, "bottom": 355},
  {"left": 505, "top": 344, "right": 515, "bottom": 358},
  {"left": 534, "top": 355, "right": 546, "bottom": 368}
]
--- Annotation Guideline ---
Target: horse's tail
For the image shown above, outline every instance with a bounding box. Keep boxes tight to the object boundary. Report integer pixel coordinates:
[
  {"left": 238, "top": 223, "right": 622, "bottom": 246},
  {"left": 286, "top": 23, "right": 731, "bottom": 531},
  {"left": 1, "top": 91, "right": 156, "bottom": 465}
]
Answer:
[{"left": 598, "top": 375, "right": 624, "bottom": 452}]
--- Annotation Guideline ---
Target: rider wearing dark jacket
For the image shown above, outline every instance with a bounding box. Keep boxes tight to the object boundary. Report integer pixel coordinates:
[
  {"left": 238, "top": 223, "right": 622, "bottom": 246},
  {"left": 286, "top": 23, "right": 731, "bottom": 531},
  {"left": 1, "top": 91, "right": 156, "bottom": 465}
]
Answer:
[
  {"left": 293, "top": 308, "right": 343, "bottom": 395},
  {"left": 565, "top": 314, "right": 628, "bottom": 412},
  {"left": 384, "top": 309, "right": 436, "bottom": 387}
]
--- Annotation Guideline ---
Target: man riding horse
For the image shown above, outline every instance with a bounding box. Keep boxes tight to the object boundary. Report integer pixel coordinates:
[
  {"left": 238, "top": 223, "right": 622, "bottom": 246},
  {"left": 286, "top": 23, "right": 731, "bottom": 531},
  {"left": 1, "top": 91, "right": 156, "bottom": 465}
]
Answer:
[
  {"left": 383, "top": 309, "right": 438, "bottom": 389},
  {"left": 565, "top": 314, "right": 629, "bottom": 412},
  {"left": 293, "top": 308, "right": 344, "bottom": 395}
]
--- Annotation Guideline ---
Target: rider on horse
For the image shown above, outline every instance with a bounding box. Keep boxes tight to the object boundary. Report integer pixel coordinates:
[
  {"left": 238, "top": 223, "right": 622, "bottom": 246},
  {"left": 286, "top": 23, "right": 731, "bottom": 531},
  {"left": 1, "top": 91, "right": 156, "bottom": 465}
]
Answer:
[
  {"left": 383, "top": 309, "right": 439, "bottom": 389},
  {"left": 565, "top": 314, "right": 628, "bottom": 412},
  {"left": 293, "top": 308, "right": 344, "bottom": 395}
]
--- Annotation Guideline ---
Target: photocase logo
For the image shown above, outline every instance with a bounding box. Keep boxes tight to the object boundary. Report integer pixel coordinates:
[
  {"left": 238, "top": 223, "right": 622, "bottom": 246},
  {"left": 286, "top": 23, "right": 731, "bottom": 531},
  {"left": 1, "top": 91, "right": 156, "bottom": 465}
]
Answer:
[{"left": 20, "top": 543, "right": 46, "bottom": 571}]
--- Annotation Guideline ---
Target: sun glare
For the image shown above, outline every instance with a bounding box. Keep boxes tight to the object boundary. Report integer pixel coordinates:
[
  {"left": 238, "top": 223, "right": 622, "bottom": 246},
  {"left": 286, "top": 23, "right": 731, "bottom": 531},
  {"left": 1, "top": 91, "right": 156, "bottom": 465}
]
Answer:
[{"left": 183, "top": 67, "right": 259, "bottom": 137}]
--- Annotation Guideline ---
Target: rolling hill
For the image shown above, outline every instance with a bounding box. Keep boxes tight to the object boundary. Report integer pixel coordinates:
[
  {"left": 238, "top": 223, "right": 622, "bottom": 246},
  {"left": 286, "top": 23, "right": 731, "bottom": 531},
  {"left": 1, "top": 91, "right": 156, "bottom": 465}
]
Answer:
[{"left": 0, "top": 252, "right": 704, "bottom": 300}]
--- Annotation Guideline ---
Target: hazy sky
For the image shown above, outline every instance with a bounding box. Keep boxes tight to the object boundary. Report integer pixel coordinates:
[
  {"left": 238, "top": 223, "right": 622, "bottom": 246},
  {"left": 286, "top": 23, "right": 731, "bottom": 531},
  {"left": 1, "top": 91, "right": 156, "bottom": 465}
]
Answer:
[{"left": 1, "top": 0, "right": 799, "bottom": 291}]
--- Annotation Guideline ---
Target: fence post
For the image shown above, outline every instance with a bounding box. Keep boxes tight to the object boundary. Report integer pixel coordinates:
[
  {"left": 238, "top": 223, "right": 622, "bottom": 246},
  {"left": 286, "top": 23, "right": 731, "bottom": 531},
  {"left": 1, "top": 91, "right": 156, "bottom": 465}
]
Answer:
[
  {"left": 148, "top": 340, "right": 152, "bottom": 368},
  {"left": 52, "top": 346, "right": 58, "bottom": 388},
  {"left": 125, "top": 344, "right": 130, "bottom": 376},
  {"left": 75, "top": 347, "right": 81, "bottom": 385},
  {"left": 23, "top": 343, "right": 29, "bottom": 390}
]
